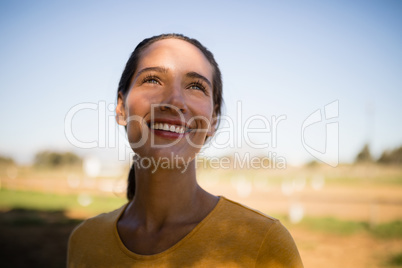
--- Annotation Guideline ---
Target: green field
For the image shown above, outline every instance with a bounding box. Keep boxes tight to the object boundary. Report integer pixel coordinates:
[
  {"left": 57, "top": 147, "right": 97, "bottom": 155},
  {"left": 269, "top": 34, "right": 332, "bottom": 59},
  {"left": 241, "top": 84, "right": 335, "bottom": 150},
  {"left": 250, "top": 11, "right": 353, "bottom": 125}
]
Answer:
[{"left": 0, "top": 189, "right": 126, "bottom": 217}]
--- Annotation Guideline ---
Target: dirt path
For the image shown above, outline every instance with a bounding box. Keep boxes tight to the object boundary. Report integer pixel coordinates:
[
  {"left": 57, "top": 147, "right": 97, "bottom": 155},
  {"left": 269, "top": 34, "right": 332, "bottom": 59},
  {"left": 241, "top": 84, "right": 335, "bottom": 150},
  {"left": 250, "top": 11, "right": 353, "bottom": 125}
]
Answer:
[
  {"left": 200, "top": 178, "right": 402, "bottom": 223},
  {"left": 291, "top": 226, "right": 402, "bottom": 268}
]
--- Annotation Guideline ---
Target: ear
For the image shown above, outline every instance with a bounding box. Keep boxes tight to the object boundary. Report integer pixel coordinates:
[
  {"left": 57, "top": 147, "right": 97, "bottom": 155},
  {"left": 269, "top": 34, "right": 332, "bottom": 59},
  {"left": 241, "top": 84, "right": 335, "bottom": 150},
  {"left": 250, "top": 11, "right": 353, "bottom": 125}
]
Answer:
[
  {"left": 115, "top": 92, "right": 127, "bottom": 126},
  {"left": 206, "top": 105, "right": 219, "bottom": 137}
]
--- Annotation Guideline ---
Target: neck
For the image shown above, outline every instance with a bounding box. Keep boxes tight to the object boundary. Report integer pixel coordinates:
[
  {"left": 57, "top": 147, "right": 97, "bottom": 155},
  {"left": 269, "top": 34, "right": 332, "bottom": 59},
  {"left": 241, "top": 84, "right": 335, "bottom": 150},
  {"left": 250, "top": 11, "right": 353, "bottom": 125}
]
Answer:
[{"left": 126, "top": 159, "right": 216, "bottom": 230}]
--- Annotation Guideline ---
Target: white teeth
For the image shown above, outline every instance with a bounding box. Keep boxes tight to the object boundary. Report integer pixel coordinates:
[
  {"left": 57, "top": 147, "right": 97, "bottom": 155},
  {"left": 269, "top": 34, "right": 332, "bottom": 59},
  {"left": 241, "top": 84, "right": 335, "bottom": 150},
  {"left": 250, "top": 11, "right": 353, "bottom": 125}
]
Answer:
[{"left": 150, "top": 122, "right": 187, "bottom": 133}]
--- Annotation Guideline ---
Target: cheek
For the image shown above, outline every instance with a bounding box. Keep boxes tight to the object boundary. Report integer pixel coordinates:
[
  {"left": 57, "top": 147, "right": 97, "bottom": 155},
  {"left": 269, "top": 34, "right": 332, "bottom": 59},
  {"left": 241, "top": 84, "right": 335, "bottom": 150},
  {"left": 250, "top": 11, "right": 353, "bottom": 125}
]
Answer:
[
  {"left": 189, "top": 103, "right": 214, "bottom": 136},
  {"left": 126, "top": 113, "right": 145, "bottom": 146},
  {"left": 125, "top": 90, "right": 154, "bottom": 117},
  {"left": 124, "top": 93, "right": 152, "bottom": 145},
  {"left": 196, "top": 102, "right": 214, "bottom": 124}
]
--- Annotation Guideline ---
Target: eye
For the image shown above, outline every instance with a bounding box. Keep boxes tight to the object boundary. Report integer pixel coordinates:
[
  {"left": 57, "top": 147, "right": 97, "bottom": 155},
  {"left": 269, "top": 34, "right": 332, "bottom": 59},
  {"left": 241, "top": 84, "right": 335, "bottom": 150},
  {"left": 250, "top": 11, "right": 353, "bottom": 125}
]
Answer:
[
  {"left": 142, "top": 75, "right": 160, "bottom": 85},
  {"left": 188, "top": 80, "right": 207, "bottom": 94},
  {"left": 146, "top": 79, "right": 158, "bottom": 84},
  {"left": 189, "top": 84, "right": 202, "bottom": 90}
]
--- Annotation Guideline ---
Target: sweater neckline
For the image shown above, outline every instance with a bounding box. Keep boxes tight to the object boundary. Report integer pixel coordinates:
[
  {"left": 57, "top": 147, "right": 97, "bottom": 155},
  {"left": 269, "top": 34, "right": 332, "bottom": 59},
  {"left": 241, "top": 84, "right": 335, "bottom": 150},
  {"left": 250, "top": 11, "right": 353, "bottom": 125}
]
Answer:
[{"left": 113, "top": 196, "right": 225, "bottom": 260}]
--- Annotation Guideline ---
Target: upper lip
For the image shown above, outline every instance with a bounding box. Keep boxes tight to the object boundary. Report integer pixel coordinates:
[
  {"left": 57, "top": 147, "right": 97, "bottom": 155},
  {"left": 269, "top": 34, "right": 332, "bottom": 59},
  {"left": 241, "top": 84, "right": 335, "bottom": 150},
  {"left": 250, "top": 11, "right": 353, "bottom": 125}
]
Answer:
[{"left": 146, "top": 118, "right": 191, "bottom": 129}]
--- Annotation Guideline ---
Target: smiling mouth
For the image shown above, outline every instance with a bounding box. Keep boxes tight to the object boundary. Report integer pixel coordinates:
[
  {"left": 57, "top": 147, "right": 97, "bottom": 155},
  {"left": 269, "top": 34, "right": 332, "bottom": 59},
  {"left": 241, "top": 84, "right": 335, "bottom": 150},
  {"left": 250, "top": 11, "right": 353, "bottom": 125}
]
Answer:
[{"left": 148, "top": 122, "right": 189, "bottom": 134}]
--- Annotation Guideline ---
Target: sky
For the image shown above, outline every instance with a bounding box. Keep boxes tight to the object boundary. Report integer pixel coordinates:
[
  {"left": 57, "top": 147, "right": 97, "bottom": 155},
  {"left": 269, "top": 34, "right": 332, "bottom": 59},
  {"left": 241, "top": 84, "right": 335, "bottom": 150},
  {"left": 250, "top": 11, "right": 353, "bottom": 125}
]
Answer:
[{"left": 0, "top": 0, "right": 401, "bottom": 166}]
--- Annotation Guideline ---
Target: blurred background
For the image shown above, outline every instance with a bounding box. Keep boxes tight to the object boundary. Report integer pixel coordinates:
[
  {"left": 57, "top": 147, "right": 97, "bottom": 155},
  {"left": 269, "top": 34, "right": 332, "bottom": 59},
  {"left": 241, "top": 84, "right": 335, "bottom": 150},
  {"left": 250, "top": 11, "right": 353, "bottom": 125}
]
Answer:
[{"left": 0, "top": 0, "right": 401, "bottom": 267}]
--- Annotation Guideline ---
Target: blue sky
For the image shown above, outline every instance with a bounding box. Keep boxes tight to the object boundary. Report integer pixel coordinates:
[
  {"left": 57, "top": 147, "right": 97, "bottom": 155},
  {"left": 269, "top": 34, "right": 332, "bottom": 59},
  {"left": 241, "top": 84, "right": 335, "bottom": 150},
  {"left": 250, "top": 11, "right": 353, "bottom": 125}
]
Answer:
[{"left": 0, "top": 0, "right": 401, "bottom": 165}]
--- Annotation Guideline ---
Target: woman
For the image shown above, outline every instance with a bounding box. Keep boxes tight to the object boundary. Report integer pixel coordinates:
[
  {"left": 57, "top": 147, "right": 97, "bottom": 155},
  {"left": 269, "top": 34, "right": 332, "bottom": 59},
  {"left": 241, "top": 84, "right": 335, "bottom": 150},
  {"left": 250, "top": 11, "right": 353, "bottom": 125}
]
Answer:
[{"left": 68, "top": 33, "right": 303, "bottom": 267}]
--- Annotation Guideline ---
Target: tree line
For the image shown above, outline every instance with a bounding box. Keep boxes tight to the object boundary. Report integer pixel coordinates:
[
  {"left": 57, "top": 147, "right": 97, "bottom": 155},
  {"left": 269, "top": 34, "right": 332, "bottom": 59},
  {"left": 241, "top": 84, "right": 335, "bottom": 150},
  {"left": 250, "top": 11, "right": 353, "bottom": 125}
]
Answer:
[
  {"left": 355, "top": 144, "right": 402, "bottom": 165},
  {"left": 1, "top": 146, "right": 401, "bottom": 167}
]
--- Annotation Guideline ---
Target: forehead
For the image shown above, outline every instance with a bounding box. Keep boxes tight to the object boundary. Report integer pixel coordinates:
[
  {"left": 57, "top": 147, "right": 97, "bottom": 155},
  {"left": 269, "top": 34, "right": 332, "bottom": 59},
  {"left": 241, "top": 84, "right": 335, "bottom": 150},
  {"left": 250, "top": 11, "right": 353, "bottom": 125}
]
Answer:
[{"left": 137, "top": 38, "right": 213, "bottom": 80}]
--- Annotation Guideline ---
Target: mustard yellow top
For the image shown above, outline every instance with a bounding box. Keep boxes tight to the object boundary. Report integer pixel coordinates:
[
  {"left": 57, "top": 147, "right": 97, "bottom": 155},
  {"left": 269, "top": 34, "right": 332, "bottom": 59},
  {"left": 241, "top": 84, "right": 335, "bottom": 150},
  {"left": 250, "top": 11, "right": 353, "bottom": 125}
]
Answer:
[{"left": 68, "top": 196, "right": 303, "bottom": 267}]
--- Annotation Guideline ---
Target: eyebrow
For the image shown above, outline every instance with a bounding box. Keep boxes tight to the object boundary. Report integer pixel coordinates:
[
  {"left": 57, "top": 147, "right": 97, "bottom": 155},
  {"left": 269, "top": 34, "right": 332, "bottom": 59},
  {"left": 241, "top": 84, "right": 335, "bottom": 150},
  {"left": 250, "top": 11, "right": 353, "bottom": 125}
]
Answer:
[
  {"left": 186, "top": 72, "right": 212, "bottom": 88},
  {"left": 134, "top": 66, "right": 212, "bottom": 88},
  {"left": 133, "top": 66, "right": 169, "bottom": 81}
]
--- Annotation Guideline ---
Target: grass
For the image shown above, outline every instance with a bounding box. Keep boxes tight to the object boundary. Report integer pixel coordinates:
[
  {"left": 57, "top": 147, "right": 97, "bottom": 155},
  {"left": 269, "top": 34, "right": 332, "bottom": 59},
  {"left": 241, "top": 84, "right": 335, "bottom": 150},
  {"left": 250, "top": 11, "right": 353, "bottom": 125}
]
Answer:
[
  {"left": 0, "top": 189, "right": 126, "bottom": 217},
  {"left": 274, "top": 213, "right": 402, "bottom": 238},
  {"left": 299, "top": 216, "right": 368, "bottom": 235},
  {"left": 299, "top": 217, "right": 402, "bottom": 238},
  {"left": 274, "top": 214, "right": 368, "bottom": 235},
  {"left": 371, "top": 221, "right": 402, "bottom": 239},
  {"left": 386, "top": 252, "right": 402, "bottom": 267},
  {"left": 0, "top": 208, "right": 83, "bottom": 226}
]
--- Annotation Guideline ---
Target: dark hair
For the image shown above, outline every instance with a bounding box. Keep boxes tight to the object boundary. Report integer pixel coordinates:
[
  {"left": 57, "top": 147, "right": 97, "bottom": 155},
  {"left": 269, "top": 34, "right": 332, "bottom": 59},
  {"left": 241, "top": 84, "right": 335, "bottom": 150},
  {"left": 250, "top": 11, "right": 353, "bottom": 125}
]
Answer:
[{"left": 117, "top": 33, "right": 223, "bottom": 200}]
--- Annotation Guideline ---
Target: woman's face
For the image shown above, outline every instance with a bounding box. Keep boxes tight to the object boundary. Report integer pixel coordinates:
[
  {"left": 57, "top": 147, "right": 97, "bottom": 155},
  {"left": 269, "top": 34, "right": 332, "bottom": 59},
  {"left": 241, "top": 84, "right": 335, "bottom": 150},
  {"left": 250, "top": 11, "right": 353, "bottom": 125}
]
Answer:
[{"left": 116, "top": 38, "right": 216, "bottom": 164}]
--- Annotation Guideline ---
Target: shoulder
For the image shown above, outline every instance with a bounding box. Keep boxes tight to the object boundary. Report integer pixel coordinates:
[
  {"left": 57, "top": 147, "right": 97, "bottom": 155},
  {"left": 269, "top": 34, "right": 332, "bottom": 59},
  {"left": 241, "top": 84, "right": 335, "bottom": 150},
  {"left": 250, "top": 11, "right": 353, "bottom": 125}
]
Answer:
[
  {"left": 219, "top": 196, "right": 278, "bottom": 227},
  {"left": 204, "top": 196, "right": 280, "bottom": 248},
  {"left": 67, "top": 205, "right": 128, "bottom": 266},
  {"left": 71, "top": 205, "right": 125, "bottom": 235},
  {"left": 255, "top": 220, "right": 304, "bottom": 267},
  {"left": 218, "top": 197, "right": 304, "bottom": 267},
  {"left": 68, "top": 204, "right": 126, "bottom": 250}
]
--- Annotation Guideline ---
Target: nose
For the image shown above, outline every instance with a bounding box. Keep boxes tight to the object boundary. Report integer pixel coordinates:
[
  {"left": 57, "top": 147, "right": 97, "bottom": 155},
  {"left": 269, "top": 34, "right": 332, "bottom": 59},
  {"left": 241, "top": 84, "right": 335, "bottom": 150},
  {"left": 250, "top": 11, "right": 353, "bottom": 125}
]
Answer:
[{"left": 160, "top": 81, "right": 188, "bottom": 114}]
